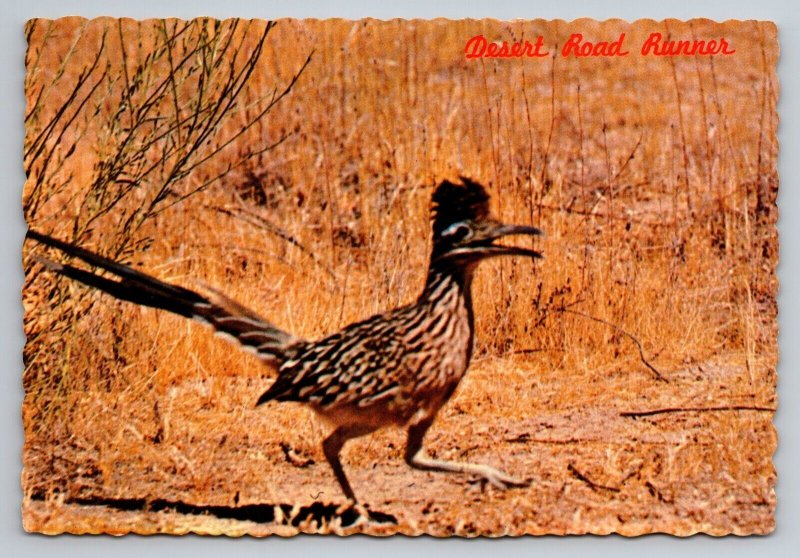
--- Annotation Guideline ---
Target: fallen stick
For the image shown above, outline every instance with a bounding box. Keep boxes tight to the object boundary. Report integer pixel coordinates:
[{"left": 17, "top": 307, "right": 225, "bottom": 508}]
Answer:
[{"left": 620, "top": 405, "right": 776, "bottom": 418}]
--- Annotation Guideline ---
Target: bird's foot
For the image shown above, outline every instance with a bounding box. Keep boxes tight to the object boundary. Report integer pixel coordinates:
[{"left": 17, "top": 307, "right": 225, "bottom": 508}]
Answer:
[{"left": 468, "top": 464, "right": 530, "bottom": 490}]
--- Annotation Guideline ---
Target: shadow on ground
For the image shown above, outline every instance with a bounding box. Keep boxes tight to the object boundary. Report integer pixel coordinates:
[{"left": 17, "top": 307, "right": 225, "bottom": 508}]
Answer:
[{"left": 29, "top": 492, "right": 397, "bottom": 527}]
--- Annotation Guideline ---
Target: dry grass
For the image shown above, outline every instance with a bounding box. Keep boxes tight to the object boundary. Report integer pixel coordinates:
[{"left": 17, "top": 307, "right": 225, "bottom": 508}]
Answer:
[{"left": 21, "top": 17, "right": 777, "bottom": 536}]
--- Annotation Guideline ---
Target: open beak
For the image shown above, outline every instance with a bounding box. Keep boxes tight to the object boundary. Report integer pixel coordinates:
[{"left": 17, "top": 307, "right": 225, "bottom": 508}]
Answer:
[{"left": 472, "top": 223, "right": 543, "bottom": 259}]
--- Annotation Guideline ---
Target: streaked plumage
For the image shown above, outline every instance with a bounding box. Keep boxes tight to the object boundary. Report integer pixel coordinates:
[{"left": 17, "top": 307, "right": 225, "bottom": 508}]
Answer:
[{"left": 28, "top": 177, "right": 543, "bottom": 503}]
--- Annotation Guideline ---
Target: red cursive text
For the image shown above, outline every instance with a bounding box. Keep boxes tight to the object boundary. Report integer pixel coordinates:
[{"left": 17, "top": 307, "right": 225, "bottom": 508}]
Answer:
[
  {"left": 562, "top": 33, "right": 629, "bottom": 57},
  {"left": 641, "top": 33, "right": 735, "bottom": 56},
  {"left": 464, "top": 35, "right": 549, "bottom": 59}
]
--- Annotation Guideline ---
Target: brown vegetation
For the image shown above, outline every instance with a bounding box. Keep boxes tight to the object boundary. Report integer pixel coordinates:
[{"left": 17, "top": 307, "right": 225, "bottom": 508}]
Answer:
[{"left": 22, "top": 17, "right": 778, "bottom": 536}]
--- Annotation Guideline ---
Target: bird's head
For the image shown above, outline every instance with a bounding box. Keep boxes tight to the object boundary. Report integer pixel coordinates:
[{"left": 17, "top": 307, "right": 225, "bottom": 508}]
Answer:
[{"left": 430, "top": 177, "right": 543, "bottom": 264}]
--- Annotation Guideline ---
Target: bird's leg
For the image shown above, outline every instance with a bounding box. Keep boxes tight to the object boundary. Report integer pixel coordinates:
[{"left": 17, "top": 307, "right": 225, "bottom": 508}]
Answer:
[
  {"left": 322, "top": 424, "right": 377, "bottom": 503},
  {"left": 405, "top": 414, "right": 529, "bottom": 489}
]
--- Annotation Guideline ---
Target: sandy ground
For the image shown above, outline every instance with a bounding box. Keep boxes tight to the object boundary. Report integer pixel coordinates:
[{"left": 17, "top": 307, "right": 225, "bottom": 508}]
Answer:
[{"left": 22, "top": 357, "right": 775, "bottom": 537}]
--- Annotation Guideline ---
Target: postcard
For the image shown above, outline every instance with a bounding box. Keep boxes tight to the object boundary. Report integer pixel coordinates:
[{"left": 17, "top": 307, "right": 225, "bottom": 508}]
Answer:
[{"left": 22, "top": 17, "right": 777, "bottom": 536}]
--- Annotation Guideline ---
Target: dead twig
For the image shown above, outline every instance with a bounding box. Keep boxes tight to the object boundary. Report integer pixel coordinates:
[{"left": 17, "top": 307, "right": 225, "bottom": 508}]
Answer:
[
  {"left": 567, "top": 463, "right": 620, "bottom": 493},
  {"left": 620, "top": 405, "right": 775, "bottom": 419},
  {"left": 610, "top": 129, "right": 644, "bottom": 184},
  {"left": 535, "top": 200, "right": 662, "bottom": 226},
  {"left": 280, "top": 442, "right": 315, "bottom": 468},
  {"left": 665, "top": 21, "right": 693, "bottom": 214},
  {"left": 207, "top": 200, "right": 339, "bottom": 283},
  {"left": 557, "top": 308, "right": 668, "bottom": 383}
]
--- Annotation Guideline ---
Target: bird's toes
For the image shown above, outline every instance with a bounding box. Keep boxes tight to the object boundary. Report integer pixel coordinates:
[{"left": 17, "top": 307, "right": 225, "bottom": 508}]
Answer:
[
  {"left": 503, "top": 475, "right": 532, "bottom": 489},
  {"left": 486, "top": 470, "right": 530, "bottom": 490}
]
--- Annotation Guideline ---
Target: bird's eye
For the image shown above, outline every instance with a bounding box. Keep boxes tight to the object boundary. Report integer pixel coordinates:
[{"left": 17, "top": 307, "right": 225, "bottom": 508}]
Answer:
[{"left": 442, "top": 222, "right": 473, "bottom": 241}]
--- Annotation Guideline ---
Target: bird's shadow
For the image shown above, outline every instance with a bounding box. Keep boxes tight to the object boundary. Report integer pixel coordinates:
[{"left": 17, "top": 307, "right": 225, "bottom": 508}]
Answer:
[{"left": 31, "top": 492, "right": 397, "bottom": 528}]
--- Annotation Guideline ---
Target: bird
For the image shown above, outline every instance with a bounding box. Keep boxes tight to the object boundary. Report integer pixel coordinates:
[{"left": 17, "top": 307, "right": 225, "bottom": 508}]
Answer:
[{"left": 27, "top": 177, "right": 543, "bottom": 505}]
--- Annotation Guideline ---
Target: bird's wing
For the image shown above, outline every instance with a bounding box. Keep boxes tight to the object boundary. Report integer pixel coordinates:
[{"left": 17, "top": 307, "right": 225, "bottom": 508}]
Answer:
[
  {"left": 256, "top": 313, "right": 409, "bottom": 407},
  {"left": 27, "top": 229, "right": 299, "bottom": 365}
]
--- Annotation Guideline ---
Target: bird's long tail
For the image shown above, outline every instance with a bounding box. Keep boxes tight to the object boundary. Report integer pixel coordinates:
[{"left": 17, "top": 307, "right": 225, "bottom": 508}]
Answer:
[{"left": 27, "top": 229, "right": 299, "bottom": 365}]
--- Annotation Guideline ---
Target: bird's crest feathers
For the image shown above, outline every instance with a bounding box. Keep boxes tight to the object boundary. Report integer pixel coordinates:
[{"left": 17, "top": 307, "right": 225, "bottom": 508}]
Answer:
[{"left": 430, "top": 177, "right": 490, "bottom": 237}]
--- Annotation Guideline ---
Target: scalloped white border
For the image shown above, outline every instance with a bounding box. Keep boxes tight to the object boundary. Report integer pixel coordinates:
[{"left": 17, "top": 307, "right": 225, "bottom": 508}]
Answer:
[{"left": 4, "top": 0, "right": 795, "bottom": 557}]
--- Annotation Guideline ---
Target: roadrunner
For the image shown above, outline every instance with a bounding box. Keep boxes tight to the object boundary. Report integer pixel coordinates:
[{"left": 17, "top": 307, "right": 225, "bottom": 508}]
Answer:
[{"left": 28, "top": 177, "right": 543, "bottom": 503}]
